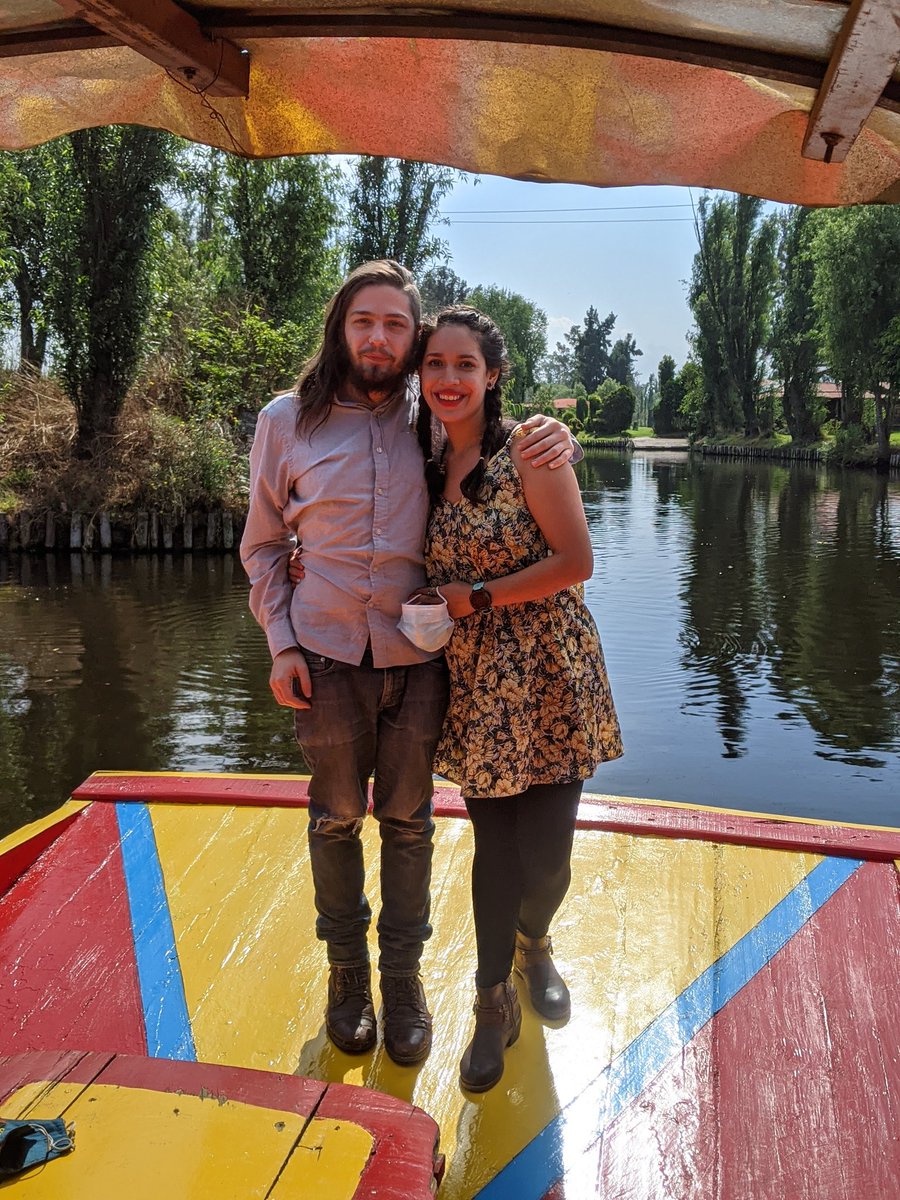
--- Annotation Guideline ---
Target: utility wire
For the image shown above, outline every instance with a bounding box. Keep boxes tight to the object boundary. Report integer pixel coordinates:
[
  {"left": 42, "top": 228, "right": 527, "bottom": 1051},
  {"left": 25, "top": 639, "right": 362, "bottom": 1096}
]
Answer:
[
  {"left": 445, "top": 216, "right": 694, "bottom": 225},
  {"left": 441, "top": 202, "right": 693, "bottom": 214}
]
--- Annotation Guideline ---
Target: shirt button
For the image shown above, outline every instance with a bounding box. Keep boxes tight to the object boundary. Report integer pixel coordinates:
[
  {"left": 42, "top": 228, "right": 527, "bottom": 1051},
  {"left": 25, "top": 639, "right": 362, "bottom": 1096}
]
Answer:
[
  {"left": 376, "top": 446, "right": 384, "bottom": 453},
  {"left": 377, "top": 488, "right": 384, "bottom": 496},
  {"left": 375, "top": 529, "right": 382, "bottom": 536}
]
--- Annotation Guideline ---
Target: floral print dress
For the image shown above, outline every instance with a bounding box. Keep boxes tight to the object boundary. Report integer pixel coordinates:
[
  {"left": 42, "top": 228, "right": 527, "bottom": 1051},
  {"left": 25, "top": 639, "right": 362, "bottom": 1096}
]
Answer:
[{"left": 425, "top": 442, "right": 623, "bottom": 799}]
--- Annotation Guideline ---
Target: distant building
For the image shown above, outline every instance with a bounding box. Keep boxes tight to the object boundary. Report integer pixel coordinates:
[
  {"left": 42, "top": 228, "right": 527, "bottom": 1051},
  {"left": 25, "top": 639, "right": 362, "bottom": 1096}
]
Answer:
[{"left": 553, "top": 398, "right": 578, "bottom": 411}]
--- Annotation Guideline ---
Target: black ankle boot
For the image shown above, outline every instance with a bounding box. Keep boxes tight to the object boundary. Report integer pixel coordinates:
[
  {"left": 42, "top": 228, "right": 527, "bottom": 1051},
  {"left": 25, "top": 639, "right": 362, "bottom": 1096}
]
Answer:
[
  {"left": 381, "top": 973, "right": 433, "bottom": 1065},
  {"left": 459, "top": 978, "right": 521, "bottom": 1093},
  {"left": 326, "top": 963, "right": 376, "bottom": 1054},
  {"left": 513, "top": 931, "right": 571, "bottom": 1020}
]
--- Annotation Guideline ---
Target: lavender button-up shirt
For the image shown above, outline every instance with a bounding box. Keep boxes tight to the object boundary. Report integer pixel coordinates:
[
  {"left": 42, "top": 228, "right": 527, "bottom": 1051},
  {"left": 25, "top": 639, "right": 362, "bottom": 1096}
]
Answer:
[{"left": 240, "top": 387, "right": 436, "bottom": 668}]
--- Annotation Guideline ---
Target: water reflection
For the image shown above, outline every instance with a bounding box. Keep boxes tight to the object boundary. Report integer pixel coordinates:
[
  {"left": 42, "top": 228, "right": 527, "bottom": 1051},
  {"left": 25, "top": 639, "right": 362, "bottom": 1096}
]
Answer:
[
  {"left": 0, "top": 554, "right": 300, "bottom": 836},
  {"left": 1, "top": 454, "right": 899, "bottom": 835}
]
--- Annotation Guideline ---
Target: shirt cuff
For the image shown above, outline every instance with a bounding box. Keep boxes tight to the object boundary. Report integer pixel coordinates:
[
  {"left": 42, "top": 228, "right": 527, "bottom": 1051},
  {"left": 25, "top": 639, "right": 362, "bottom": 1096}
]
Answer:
[{"left": 267, "top": 620, "right": 300, "bottom": 661}]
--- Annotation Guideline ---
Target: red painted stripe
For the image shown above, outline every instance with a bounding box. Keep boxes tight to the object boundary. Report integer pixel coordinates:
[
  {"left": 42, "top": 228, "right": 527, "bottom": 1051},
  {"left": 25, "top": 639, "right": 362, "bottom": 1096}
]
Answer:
[
  {"left": 593, "top": 859, "right": 900, "bottom": 1199},
  {"left": 72, "top": 772, "right": 900, "bottom": 861},
  {"left": 0, "top": 810, "right": 83, "bottom": 899},
  {"left": 317, "top": 1085, "right": 443, "bottom": 1198},
  {"left": 0, "top": 803, "right": 146, "bottom": 1058},
  {"left": 72, "top": 774, "right": 315, "bottom": 806},
  {"left": 571, "top": 796, "right": 900, "bottom": 862},
  {"left": 0, "top": 1051, "right": 94, "bottom": 1110}
]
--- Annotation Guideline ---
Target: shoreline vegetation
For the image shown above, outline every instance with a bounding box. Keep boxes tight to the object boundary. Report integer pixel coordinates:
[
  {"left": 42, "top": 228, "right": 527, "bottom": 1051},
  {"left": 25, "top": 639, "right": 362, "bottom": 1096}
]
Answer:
[
  {"left": 1, "top": 379, "right": 897, "bottom": 554},
  {"left": 1, "top": 140, "right": 898, "bottom": 551}
]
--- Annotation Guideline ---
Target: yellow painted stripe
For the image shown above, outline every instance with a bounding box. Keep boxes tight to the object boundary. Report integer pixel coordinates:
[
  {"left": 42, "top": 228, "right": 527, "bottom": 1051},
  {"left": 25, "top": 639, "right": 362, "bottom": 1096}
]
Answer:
[
  {"left": 0, "top": 800, "right": 88, "bottom": 857},
  {"left": 1, "top": 1082, "right": 371, "bottom": 1199},
  {"left": 146, "top": 802, "right": 818, "bottom": 1200}
]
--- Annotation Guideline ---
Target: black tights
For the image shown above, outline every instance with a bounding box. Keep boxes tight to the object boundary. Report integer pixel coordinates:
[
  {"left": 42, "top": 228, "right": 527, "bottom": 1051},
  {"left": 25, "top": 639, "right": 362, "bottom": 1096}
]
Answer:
[{"left": 464, "top": 781, "right": 583, "bottom": 988}]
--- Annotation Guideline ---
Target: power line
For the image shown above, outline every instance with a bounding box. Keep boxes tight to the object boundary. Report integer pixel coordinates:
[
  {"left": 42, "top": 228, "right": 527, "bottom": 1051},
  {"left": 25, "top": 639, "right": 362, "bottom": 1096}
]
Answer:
[
  {"left": 441, "top": 202, "right": 693, "bottom": 214},
  {"left": 445, "top": 216, "right": 694, "bottom": 225}
]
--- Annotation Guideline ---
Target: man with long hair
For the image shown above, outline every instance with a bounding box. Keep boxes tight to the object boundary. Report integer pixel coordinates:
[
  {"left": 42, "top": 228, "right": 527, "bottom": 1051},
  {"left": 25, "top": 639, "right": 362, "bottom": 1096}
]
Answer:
[{"left": 241, "top": 260, "right": 574, "bottom": 1065}]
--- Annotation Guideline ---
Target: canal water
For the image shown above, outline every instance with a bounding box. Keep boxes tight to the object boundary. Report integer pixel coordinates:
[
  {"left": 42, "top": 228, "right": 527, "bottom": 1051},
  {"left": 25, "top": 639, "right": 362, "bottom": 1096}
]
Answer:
[{"left": 1, "top": 452, "right": 898, "bottom": 838}]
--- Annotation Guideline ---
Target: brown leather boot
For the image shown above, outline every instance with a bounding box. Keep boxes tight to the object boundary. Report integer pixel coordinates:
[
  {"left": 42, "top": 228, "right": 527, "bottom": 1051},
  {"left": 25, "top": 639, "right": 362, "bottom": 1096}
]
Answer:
[
  {"left": 514, "top": 931, "right": 571, "bottom": 1021},
  {"left": 325, "top": 963, "right": 376, "bottom": 1054},
  {"left": 381, "top": 973, "right": 433, "bottom": 1066},
  {"left": 459, "top": 978, "right": 522, "bottom": 1093}
]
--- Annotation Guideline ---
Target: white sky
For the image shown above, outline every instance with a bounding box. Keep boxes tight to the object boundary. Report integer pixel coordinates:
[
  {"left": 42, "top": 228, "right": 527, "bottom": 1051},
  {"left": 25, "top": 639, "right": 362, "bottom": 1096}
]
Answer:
[{"left": 437, "top": 173, "right": 701, "bottom": 383}]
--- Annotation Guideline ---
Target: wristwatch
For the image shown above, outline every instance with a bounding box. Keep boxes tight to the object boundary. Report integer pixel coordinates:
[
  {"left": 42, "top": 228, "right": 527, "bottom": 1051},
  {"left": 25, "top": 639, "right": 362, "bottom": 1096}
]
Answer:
[{"left": 469, "top": 581, "right": 493, "bottom": 611}]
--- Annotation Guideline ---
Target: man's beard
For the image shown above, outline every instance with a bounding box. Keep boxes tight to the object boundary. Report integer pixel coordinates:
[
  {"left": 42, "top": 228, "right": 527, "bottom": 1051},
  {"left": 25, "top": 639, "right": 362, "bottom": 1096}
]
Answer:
[{"left": 345, "top": 357, "right": 408, "bottom": 397}]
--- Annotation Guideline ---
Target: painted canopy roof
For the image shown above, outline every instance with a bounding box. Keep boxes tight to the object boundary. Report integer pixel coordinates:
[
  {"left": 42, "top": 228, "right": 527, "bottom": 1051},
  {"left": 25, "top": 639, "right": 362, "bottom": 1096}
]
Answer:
[{"left": 1, "top": 0, "right": 899, "bottom": 205}]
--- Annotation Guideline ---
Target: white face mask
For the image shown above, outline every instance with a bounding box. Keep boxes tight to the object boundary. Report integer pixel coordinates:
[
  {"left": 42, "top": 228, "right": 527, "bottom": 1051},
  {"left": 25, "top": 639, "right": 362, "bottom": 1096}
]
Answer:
[{"left": 398, "top": 590, "right": 455, "bottom": 652}]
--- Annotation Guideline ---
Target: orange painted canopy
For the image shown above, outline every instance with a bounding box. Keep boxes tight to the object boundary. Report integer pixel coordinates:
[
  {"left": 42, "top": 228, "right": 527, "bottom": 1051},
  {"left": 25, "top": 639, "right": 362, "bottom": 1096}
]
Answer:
[{"left": 1, "top": 0, "right": 899, "bottom": 205}]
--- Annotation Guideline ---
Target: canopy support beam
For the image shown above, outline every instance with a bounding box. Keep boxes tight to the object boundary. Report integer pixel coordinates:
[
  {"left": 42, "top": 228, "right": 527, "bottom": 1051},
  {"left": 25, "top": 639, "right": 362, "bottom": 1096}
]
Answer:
[
  {"left": 54, "top": 0, "right": 249, "bottom": 97},
  {"left": 803, "top": 0, "right": 900, "bottom": 162}
]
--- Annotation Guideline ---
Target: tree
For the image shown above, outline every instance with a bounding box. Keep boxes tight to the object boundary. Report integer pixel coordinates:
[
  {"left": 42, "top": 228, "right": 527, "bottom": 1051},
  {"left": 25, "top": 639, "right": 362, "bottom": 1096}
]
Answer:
[
  {"left": 635, "top": 373, "right": 657, "bottom": 428},
  {"left": 770, "top": 208, "right": 821, "bottom": 443},
  {"left": 608, "top": 333, "right": 642, "bottom": 386},
  {"left": 466, "top": 284, "right": 547, "bottom": 407},
  {"left": 0, "top": 146, "right": 55, "bottom": 369},
  {"left": 344, "top": 157, "right": 456, "bottom": 273},
  {"left": 654, "top": 354, "right": 684, "bottom": 434},
  {"left": 810, "top": 205, "right": 900, "bottom": 468},
  {"left": 542, "top": 327, "right": 579, "bottom": 388},
  {"left": 219, "top": 154, "right": 341, "bottom": 327},
  {"left": 45, "top": 127, "right": 174, "bottom": 452},
  {"left": 573, "top": 306, "right": 616, "bottom": 392},
  {"left": 689, "top": 193, "right": 778, "bottom": 435},
  {"left": 590, "top": 383, "right": 634, "bottom": 435},
  {"left": 419, "top": 265, "right": 468, "bottom": 314}
]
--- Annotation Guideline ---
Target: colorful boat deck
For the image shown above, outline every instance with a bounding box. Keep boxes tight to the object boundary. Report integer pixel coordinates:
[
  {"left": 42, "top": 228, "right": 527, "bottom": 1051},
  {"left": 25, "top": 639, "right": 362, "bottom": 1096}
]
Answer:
[
  {"left": 3, "top": 772, "right": 900, "bottom": 1198},
  {"left": 0, "top": 1051, "right": 441, "bottom": 1198}
]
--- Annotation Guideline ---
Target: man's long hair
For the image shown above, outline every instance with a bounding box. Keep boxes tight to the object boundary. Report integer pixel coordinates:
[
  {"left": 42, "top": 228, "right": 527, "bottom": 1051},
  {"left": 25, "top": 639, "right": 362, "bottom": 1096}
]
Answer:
[{"left": 294, "top": 259, "right": 422, "bottom": 435}]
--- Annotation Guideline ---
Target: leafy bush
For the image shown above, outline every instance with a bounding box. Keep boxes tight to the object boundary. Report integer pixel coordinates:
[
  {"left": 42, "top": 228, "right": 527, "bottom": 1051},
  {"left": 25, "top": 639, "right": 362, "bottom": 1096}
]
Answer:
[
  {"left": 826, "top": 422, "right": 875, "bottom": 466},
  {"left": 588, "top": 384, "right": 635, "bottom": 435},
  {"left": 135, "top": 410, "right": 246, "bottom": 511},
  {"left": 176, "top": 306, "right": 317, "bottom": 425}
]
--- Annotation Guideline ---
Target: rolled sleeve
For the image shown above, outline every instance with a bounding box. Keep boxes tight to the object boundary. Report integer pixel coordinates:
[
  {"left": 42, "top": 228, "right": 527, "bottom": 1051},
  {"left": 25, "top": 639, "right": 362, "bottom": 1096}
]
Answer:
[{"left": 240, "top": 407, "right": 298, "bottom": 661}]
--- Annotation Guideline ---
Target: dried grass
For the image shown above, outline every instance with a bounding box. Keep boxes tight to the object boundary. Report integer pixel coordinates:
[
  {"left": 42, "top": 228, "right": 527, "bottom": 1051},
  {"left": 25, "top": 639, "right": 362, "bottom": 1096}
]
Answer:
[{"left": 0, "top": 369, "right": 207, "bottom": 515}]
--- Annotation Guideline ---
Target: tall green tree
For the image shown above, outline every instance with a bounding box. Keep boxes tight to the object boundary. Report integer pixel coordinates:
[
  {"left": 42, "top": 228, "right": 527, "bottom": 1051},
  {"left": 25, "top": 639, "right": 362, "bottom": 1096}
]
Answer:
[
  {"left": 419, "top": 265, "right": 469, "bottom": 314},
  {"left": 543, "top": 327, "right": 579, "bottom": 388},
  {"left": 345, "top": 157, "right": 456, "bottom": 273},
  {"left": 770, "top": 208, "right": 820, "bottom": 443},
  {"left": 608, "top": 332, "right": 642, "bottom": 386},
  {"left": 0, "top": 146, "right": 55, "bottom": 369},
  {"left": 220, "top": 154, "right": 341, "bottom": 326},
  {"left": 810, "top": 205, "right": 900, "bottom": 468},
  {"left": 572, "top": 306, "right": 616, "bottom": 392},
  {"left": 654, "top": 354, "right": 684, "bottom": 434},
  {"left": 45, "top": 127, "right": 174, "bottom": 452},
  {"left": 466, "top": 284, "right": 547, "bottom": 407},
  {"left": 689, "top": 194, "right": 778, "bottom": 435}
]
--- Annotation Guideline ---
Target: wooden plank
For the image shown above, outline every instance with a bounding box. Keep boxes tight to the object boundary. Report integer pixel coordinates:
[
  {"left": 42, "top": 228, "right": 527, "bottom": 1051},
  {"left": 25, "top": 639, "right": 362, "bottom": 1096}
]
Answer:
[
  {"left": 0, "top": 803, "right": 146, "bottom": 1059},
  {"left": 4, "top": 9, "right": 900, "bottom": 114},
  {"left": 53, "top": 0, "right": 249, "bottom": 97},
  {"left": 202, "top": 8, "right": 900, "bottom": 115},
  {"left": 803, "top": 0, "right": 900, "bottom": 161},
  {"left": 72, "top": 771, "right": 900, "bottom": 861},
  {"left": 594, "top": 859, "right": 900, "bottom": 1197},
  {"left": 0, "top": 1050, "right": 92, "bottom": 1110},
  {"left": 0, "top": 803, "right": 86, "bottom": 898},
  {"left": 0, "top": 20, "right": 114, "bottom": 59},
  {"left": 317, "top": 1085, "right": 443, "bottom": 1199},
  {"left": 0, "top": 1053, "right": 441, "bottom": 1199}
]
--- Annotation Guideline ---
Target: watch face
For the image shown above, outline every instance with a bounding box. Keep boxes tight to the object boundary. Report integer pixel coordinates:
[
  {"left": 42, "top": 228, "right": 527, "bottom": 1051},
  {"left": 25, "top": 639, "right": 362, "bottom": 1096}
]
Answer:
[{"left": 470, "top": 582, "right": 492, "bottom": 610}]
